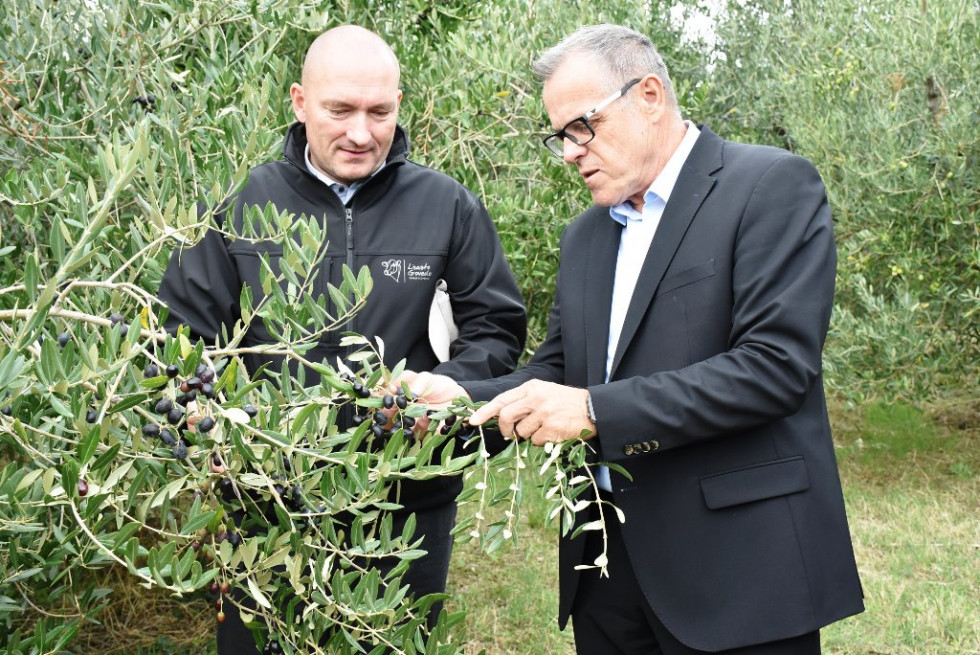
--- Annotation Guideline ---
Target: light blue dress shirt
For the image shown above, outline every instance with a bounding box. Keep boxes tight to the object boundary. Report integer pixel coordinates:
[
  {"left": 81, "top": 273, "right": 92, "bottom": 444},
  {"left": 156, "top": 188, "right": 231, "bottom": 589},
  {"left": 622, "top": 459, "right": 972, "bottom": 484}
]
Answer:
[
  {"left": 595, "top": 122, "right": 701, "bottom": 491},
  {"left": 304, "top": 144, "right": 380, "bottom": 204}
]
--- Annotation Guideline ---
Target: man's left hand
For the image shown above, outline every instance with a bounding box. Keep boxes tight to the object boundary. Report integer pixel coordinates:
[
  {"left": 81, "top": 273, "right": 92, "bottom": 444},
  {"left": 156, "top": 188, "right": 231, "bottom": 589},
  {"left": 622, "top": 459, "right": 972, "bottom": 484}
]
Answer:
[{"left": 468, "top": 380, "right": 595, "bottom": 446}]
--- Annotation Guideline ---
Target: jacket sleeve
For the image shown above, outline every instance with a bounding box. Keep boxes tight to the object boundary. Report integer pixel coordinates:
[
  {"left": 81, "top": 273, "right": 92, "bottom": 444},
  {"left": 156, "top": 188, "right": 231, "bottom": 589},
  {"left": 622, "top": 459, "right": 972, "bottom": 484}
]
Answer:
[
  {"left": 431, "top": 193, "right": 527, "bottom": 382},
  {"left": 157, "top": 214, "right": 243, "bottom": 344},
  {"left": 589, "top": 154, "right": 836, "bottom": 460}
]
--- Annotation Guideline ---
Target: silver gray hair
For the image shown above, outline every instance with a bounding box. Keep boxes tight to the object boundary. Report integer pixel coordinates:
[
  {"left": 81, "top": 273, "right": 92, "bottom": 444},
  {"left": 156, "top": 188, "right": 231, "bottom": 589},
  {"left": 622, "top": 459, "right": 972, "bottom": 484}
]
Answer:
[{"left": 532, "top": 24, "right": 678, "bottom": 110}]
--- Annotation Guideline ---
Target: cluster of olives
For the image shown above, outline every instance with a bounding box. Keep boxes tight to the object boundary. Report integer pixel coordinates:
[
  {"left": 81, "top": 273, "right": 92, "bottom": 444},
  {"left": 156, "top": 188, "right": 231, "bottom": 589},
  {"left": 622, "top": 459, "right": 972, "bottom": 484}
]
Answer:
[
  {"left": 350, "top": 390, "right": 417, "bottom": 441},
  {"left": 140, "top": 361, "right": 218, "bottom": 460},
  {"left": 140, "top": 360, "right": 261, "bottom": 464},
  {"left": 208, "top": 579, "right": 231, "bottom": 624},
  {"left": 339, "top": 372, "right": 416, "bottom": 441},
  {"left": 341, "top": 372, "right": 476, "bottom": 444},
  {"left": 439, "top": 413, "right": 459, "bottom": 436}
]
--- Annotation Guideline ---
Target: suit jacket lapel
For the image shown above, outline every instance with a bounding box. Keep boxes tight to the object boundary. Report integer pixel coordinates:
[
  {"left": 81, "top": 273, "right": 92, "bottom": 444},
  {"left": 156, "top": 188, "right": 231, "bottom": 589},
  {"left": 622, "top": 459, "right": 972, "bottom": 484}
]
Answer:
[
  {"left": 584, "top": 213, "right": 621, "bottom": 386},
  {"left": 609, "top": 127, "right": 724, "bottom": 378}
]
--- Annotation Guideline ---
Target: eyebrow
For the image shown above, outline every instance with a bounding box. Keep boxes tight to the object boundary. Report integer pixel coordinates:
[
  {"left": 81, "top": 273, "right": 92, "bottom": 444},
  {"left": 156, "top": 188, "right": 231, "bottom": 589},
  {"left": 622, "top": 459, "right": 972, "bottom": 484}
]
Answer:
[{"left": 324, "top": 99, "right": 397, "bottom": 111}]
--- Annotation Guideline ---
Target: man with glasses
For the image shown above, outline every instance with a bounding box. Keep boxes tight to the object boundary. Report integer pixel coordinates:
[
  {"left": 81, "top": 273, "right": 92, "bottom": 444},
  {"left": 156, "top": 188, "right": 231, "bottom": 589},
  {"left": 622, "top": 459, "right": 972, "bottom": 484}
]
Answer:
[{"left": 397, "top": 23, "right": 863, "bottom": 655}]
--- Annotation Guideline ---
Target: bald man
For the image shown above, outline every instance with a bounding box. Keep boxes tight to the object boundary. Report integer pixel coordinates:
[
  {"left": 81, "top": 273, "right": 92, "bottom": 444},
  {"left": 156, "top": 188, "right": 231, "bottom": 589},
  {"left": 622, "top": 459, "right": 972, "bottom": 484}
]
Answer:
[{"left": 158, "top": 25, "right": 526, "bottom": 653}]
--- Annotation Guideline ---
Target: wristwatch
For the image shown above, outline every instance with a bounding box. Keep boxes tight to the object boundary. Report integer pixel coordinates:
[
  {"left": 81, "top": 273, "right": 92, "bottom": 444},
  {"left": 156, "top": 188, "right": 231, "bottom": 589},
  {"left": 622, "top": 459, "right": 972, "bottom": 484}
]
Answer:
[{"left": 585, "top": 392, "right": 597, "bottom": 424}]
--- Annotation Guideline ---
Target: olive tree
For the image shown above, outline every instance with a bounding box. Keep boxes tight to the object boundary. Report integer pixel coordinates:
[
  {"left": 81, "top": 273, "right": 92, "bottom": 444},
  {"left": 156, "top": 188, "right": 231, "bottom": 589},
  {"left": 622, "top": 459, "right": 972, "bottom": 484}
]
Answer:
[{"left": 702, "top": 0, "right": 980, "bottom": 400}]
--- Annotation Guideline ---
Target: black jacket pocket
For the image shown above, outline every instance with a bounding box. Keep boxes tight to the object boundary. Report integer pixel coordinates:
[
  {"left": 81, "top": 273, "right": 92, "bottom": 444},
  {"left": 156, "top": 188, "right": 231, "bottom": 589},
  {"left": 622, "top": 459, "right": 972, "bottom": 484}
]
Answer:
[
  {"left": 657, "top": 259, "right": 716, "bottom": 296},
  {"left": 700, "top": 456, "right": 810, "bottom": 510}
]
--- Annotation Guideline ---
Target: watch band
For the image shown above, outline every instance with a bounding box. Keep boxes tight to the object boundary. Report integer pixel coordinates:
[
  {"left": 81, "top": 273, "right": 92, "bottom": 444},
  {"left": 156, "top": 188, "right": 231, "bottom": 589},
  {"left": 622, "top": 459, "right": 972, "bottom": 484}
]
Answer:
[{"left": 585, "top": 392, "right": 597, "bottom": 423}]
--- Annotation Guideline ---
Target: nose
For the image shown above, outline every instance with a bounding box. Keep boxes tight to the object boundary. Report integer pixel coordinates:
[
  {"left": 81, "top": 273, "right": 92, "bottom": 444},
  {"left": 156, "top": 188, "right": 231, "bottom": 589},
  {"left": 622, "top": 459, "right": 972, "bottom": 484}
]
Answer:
[
  {"left": 562, "top": 138, "right": 586, "bottom": 163},
  {"left": 346, "top": 113, "right": 371, "bottom": 145}
]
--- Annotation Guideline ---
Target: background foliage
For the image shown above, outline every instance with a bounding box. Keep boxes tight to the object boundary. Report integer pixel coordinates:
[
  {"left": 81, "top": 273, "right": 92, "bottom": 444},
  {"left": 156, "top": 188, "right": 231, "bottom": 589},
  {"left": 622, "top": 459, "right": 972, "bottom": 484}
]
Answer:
[
  {"left": 1, "top": 0, "right": 978, "bottom": 653},
  {"left": 693, "top": 0, "right": 980, "bottom": 400}
]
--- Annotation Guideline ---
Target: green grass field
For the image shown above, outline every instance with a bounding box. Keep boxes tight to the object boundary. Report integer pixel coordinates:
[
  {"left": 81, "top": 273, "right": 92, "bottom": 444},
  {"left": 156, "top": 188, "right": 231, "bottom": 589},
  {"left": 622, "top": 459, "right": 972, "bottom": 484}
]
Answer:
[{"left": 73, "top": 398, "right": 979, "bottom": 654}]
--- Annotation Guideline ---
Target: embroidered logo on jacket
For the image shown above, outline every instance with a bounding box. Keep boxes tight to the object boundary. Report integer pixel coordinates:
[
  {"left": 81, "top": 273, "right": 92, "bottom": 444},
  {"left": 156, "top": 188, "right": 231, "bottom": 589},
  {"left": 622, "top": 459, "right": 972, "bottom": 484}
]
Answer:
[{"left": 381, "top": 259, "right": 433, "bottom": 283}]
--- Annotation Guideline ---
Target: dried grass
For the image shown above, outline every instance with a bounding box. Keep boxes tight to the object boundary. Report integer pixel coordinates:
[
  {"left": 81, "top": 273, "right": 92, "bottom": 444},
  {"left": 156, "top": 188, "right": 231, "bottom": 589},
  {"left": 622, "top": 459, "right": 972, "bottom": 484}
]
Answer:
[{"left": 71, "top": 566, "right": 214, "bottom": 654}]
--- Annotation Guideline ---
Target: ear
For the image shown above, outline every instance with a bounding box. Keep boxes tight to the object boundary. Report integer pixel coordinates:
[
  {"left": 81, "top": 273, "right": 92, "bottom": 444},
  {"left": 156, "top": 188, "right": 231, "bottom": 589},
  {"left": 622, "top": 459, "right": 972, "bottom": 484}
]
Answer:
[
  {"left": 392, "top": 88, "right": 403, "bottom": 118},
  {"left": 636, "top": 74, "right": 668, "bottom": 119},
  {"left": 289, "top": 83, "right": 306, "bottom": 122}
]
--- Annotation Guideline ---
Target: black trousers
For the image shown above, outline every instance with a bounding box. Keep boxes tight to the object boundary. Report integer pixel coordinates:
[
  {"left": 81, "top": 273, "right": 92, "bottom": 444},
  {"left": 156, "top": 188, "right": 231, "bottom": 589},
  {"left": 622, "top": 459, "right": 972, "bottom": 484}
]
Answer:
[
  {"left": 217, "top": 500, "right": 458, "bottom": 654},
  {"left": 571, "top": 494, "right": 821, "bottom": 655}
]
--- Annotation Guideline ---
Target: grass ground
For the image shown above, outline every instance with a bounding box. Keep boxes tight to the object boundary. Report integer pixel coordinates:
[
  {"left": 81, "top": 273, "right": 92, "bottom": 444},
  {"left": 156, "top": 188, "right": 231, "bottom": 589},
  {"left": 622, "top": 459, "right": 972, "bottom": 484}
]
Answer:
[
  {"left": 72, "top": 397, "right": 979, "bottom": 654},
  {"left": 820, "top": 398, "right": 980, "bottom": 654}
]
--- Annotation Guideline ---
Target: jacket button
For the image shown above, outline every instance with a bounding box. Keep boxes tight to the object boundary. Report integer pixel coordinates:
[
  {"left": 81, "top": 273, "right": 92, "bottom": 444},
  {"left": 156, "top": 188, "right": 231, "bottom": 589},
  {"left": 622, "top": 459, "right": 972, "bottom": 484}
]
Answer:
[
  {"left": 624, "top": 445, "right": 634, "bottom": 456},
  {"left": 650, "top": 440, "right": 660, "bottom": 451},
  {"left": 640, "top": 442, "right": 651, "bottom": 452}
]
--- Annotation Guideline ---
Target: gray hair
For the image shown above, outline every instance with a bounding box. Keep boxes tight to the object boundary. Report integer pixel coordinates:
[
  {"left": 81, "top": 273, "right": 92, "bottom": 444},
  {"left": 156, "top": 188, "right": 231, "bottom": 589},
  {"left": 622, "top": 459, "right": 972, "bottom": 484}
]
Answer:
[{"left": 532, "top": 24, "right": 677, "bottom": 109}]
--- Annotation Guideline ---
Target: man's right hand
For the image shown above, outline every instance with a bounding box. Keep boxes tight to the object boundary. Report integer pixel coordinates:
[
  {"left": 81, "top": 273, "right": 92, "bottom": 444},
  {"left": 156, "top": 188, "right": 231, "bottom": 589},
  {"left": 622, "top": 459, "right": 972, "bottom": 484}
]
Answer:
[
  {"left": 386, "top": 371, "right": 470, "bottom": 439},
  {"left": 389, "top": 371, "right": 469, "bottom": 408}
]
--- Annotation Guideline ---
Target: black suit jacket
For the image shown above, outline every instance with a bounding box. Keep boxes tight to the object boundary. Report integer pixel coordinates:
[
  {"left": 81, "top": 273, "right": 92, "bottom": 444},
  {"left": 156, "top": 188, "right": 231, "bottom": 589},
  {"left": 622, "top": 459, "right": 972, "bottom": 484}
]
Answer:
[{"left": 464, "top": 127, "right": 864, "bottom": 650}]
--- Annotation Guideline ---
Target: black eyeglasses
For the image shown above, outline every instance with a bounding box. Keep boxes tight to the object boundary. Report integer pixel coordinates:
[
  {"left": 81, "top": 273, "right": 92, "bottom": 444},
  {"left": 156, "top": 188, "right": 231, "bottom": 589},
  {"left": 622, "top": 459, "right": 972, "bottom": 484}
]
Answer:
[{"left": 542, "top": 78, "right": 642, "bottom": 158}]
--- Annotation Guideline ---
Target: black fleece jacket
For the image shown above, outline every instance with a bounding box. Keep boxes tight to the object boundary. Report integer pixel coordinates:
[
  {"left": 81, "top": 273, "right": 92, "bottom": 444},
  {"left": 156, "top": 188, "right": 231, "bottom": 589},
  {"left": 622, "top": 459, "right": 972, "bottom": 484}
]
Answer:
[{"left": 158, "top": 122, "right": 526, "bottom": 510}]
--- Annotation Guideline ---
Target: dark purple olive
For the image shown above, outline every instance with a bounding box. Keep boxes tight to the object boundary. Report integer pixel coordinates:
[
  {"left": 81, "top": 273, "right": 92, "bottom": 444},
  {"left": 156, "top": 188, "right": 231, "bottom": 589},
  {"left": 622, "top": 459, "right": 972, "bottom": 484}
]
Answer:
[{"left": 172, "top": 441, "right": 188, "bottom": 460}]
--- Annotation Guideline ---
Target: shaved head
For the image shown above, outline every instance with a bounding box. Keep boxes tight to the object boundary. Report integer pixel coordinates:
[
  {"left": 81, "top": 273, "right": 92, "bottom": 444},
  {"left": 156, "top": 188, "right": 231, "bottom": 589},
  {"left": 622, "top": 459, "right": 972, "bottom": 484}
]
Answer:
[{"left": 302, "top": 25, "right": 400, "bottom": 87}]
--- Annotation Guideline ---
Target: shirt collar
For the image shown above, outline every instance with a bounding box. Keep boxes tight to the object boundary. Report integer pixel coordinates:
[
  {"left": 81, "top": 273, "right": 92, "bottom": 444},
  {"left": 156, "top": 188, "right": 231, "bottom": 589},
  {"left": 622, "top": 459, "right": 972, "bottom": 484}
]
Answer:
[
  {"left": 304, "top": 144, "right": 385, "bottom": 189},
  {"left": 609, "top": 121, "right": 701, "bottom": 225}
]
